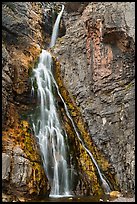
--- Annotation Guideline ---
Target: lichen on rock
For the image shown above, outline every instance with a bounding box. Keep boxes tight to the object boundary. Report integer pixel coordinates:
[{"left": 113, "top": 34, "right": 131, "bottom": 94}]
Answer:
[
  {"left": 2, "top": 119, "right": 50, "bottom": 201},
  {"left": 52, "top": 2, "right": 135, "bottom": 196},
  {"left": 51, "top": 56, "right": 119, "bottom": 196},
  {"left": 2, "top": 2, "right": 53, "bottom": 201}
]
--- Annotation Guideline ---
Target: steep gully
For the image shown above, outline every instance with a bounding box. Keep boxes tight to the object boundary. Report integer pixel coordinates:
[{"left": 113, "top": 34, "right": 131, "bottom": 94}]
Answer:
[{"left": 31, "top": 5, "right": 111, "bottom": 198}]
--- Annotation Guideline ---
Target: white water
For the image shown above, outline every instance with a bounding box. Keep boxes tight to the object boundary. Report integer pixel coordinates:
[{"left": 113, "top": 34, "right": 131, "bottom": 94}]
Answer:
[
  {"left": 30, "top": 3, "right": 111, "bottom": 197},
  {"left": 31, "top": 50, "right": 71, "bottom": 197},
  {"left": 31, "top": 5, "right": 72, "bottom": 197},
  {"left": 50, "top": 5, "right": 64, "bottom": 48}
]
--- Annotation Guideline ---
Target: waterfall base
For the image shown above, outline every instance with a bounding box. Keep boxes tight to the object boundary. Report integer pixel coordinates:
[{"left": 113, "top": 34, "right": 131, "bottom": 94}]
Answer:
[{"left": 49, "top": 194, "right": 73, "bottom": 198}]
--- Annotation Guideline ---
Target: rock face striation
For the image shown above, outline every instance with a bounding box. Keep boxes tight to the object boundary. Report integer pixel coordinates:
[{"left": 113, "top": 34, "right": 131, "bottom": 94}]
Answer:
[
  {"left": 2, "top": 2, "right": 53, "bottom": 201},
  {"left": 52, "top": 2, "right": 135, "bottom": 196},
  {"left": 2, "top": 1, "right": 135, "bottom": 201}
]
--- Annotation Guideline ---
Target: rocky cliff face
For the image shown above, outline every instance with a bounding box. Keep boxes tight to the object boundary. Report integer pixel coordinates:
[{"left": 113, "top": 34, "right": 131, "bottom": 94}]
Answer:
[
  {"left": 2, "top": 2, "right": 54, "bottom": 129},
  {"left": 53, "top": 2, "right": 135, "bottom": 195},
  {"left": 2, "top": 2, "right": 52, "bottom": 201},
  {"left": 2, "top": 1, "right": 135, "bottom": 201}
]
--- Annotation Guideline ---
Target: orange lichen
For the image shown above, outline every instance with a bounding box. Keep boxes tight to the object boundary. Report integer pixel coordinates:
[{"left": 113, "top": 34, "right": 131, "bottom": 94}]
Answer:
[{"left": 2, "top": 118, "right": 49, "bottom": 196}]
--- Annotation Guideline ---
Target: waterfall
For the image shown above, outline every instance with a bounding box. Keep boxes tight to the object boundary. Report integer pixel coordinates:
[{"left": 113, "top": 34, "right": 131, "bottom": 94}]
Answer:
[
  {"left": 31, "top": 5, "right": 72, "bottom": 197},
  {"left": 50, "top": 5, "right": 64, "bottom": 48},
  {"left": 30, "top": 3, "right": 111, "bottom": 198},
  {"left": 31, "top": 50, "right": 71, "bottom": 197}
]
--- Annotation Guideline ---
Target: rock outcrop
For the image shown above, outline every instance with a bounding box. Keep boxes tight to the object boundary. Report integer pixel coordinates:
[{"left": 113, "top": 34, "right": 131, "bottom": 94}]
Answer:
[
  {"left": 2, "top": 2, "right": 43, "bottom": 128},
  {"left": 52, "top": 2, "right": 135, "bottom": 195},
  {"left": 53, "top": 58, "right": 119, "bottom": 196},
  {"left": 2, "top": 2, "right": 52, "bottom": 201},
  {"left": 2, "top": 121, "right": 50, "bottom": 201}
]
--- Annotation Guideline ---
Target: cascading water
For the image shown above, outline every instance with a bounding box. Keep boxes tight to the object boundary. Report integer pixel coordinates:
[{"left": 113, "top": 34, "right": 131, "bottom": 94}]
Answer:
[
  {"left": 31, "top": 50, "right": 71, "bottom": 197},
  {"left": 30, "top": 3, "right": 111, "bottom": 198},
  {"left": 31, "top": 5, "right": 72, "bottom": 197},
  {"left": 50, "top": 5, "right": 64, "bottom": 48}
]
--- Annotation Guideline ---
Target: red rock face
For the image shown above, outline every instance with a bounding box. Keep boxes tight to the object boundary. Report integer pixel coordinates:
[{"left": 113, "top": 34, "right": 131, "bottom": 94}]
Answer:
[
  {"left": 85, "top": 19, "right": 113, "bottom": 82},
  {"left": 82, "top": 3, "right": 134, "bottom": 93}
]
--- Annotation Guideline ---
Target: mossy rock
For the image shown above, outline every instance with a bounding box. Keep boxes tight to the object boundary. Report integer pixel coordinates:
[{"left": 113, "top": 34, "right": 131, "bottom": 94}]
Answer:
[
  {"left": 52, "top": 56, "right": 120, "bottom": 195},
  {"left": 28, "top": 161, "right": 49, "bottom": 196},
  {"left": 2, "top": 118, "right": 50, "bottom": 197}
]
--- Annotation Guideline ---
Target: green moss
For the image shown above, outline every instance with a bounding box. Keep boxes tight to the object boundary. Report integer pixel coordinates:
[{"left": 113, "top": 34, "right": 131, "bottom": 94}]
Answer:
[
  {"left": 17, "top": 120, "right": 40, "bottom": 162},
  {"left": 28, "top": 56, "right": 40, "bottom": 77},
  {"left": 125, "top": 81, "right": 133, "bottom": 91},
  {"left": 24, "top": 135, "right": 33, "bottom": 156}
]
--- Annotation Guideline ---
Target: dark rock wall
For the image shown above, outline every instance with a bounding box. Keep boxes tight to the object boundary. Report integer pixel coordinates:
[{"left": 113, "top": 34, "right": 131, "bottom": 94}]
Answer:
[
  {"left": 54, "top": 58, "right": 120, "bottom": 196},
  {"left": 2, "top": 2, "right": 42, "bottom": 128},
  {"left": 2, "top": 2, "right": 52, "bottom": 201},
  {"left": 53, "top": 2, "right": 135, "bottom": 195}
]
